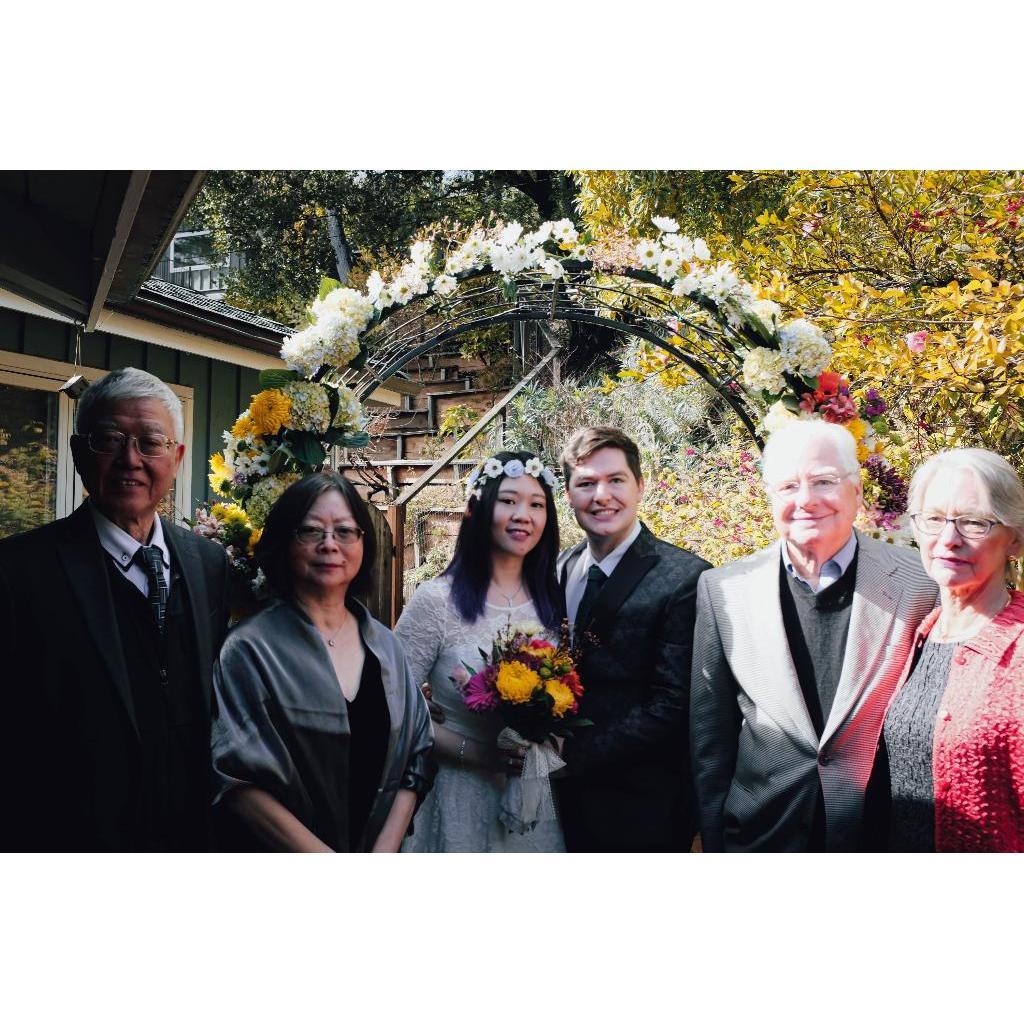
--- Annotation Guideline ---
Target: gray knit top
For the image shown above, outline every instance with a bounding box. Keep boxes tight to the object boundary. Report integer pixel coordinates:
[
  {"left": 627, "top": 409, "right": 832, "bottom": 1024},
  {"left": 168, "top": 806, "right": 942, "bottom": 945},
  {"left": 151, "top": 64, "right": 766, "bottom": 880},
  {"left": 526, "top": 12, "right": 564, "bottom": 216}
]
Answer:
[{"left": 882, "top": 635, "right": 956, "bottom": 852}]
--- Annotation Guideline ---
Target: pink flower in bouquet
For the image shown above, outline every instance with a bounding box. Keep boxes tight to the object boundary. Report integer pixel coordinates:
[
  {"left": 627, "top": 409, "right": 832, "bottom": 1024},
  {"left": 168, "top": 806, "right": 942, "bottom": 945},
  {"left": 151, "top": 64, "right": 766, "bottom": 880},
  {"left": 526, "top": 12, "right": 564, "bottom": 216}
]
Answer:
[
  {"left": 819, "top": 393, "right": 858, "bottom": 424},
  {"left": 463, "top": 665, "right": 499, "bottom": 712},
  {"left": 904, "top": 330, "right": 929, "bottom": 354}
]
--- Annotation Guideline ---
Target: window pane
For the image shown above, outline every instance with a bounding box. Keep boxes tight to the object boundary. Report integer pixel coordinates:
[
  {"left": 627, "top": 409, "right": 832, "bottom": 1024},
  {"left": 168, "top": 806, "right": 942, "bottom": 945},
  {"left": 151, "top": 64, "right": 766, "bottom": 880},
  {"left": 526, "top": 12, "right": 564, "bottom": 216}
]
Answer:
[{"left": 0, "top": 383, "right": 59, "bottom": 539}]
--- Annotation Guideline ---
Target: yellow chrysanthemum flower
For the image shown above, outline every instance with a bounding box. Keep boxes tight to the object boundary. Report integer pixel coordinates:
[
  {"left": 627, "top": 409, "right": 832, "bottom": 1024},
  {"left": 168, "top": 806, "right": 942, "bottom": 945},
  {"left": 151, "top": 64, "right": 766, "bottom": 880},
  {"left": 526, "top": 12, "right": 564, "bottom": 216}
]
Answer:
[
  {"left": 211, "top": 502, "right": 248, "bottom": 526},
  {"left": 495, "top": 661, "right": 541, "bottom": 704},
  {"left": 546, "top": 678, "right": 575, "bottom": 718},
  {"left": 248, "top": 388, "right": 292, "bottom": 436},
  {"left": 231, "top": 411, "right": 254, "bottom": 439},
  {"left": 208, "top": 451, "right": 232, "bottom": 494},
  {"left": 247, "top": 527, "right": 262, "bottom": 553},
  {"left": 843, "top": 417, "right": 868, "bottom": 443}
]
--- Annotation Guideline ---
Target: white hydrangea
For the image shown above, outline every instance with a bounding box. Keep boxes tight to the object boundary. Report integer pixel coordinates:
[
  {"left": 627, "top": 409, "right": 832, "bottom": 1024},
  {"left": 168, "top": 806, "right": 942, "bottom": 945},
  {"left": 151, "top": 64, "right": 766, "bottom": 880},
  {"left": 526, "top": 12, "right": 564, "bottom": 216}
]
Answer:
[
  {"left": 746, "top": 298, "right": 782, "bottom": 335},
  {"left": 312, "top": 285, "right": 374, "bottom": 328},
  {"left": 247, "top": 472, "right": 301, "bottom": 528},
  {"left": 760, "top": 400, "right": 798, "bottom": 436},
  {"left": 778, "top": 318, "right": 832, "bottom": 376},
  {"left": 282, "top": 381, "right": 331, "bottom": 433},
  {"left": 330, "top": 384, "right": 365, "bottom": 431},
  {"left": 316, "top": 312, "right": 361, "bottom": 368},
  {"left": 281, "top": 323, "right": 327, "bottom": 377},
  {"left": 742, "top": 347, "right": 787, "bottom": 394}
]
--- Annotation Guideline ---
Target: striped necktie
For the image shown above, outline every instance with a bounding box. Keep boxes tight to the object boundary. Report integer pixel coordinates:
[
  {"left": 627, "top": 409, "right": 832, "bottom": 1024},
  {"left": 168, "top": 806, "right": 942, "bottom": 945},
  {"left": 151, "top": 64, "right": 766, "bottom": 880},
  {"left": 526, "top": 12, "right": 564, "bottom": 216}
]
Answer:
[{"left": 134, "top": 544, "right": 168, "bottom": 631}]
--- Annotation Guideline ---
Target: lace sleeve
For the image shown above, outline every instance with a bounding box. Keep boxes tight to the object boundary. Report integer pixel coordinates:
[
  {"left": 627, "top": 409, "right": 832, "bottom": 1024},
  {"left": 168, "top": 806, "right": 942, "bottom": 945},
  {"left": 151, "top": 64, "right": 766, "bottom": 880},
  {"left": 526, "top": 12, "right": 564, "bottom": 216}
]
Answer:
[{"left": 394, "top": 578, "right": 449, "bottom": 689}]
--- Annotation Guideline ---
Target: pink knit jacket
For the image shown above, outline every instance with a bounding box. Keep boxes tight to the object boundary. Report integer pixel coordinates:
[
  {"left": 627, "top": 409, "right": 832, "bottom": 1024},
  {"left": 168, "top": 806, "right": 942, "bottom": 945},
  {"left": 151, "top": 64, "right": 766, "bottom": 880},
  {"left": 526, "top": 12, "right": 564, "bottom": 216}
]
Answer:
[{"left": 888, "top": 590, "right": 1024, "bottom": 852}]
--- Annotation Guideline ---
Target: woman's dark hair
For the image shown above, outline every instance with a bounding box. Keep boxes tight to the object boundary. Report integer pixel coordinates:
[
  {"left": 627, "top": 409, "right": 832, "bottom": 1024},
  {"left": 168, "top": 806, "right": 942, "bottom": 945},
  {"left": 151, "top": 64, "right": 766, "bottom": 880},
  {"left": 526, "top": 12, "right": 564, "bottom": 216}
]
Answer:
[
  {"left": 255, "top": 471, "right": 377, "bottom": 599},
  {"left": 443, "top": 451, "right": 562, "bottom": 629}
]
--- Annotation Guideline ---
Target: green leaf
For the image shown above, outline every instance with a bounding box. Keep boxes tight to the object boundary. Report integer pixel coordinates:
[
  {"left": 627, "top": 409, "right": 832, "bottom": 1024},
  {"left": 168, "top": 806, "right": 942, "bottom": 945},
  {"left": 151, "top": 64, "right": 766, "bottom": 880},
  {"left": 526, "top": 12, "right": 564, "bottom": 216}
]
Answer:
[
  {"left": 500, "top": 278, "right": 518, "bottom": 302},
  {"left": 286, "top": 431, "right": 328, "bottom": 466},
  {"left": 870, "top": 418, "right": 890, "bottom": 435},
  {"left": 267, "top": 447, "right": 289, "bottom": 475},
  {"left": 318, "top": 276, "right": 342, "bottom": 301},
  {"left": 781, "top": 395, "right": 801, "bottom": 412},
  {"left": 258, "top": 368, "right": 299, "bottom": 391},
  {"left": 326, "top": 385, "right": 339, "bottom": 424},
  {"left": 348, "top": 344, "right": 368, "bottom": 372}
]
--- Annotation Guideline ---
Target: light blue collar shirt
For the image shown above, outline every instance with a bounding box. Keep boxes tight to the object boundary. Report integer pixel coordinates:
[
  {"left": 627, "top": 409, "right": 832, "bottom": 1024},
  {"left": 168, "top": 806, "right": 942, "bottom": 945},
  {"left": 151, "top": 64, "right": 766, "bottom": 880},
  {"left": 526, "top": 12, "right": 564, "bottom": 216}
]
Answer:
[{"left": 781, "top": 530, "right": 857, "bottom": 594}]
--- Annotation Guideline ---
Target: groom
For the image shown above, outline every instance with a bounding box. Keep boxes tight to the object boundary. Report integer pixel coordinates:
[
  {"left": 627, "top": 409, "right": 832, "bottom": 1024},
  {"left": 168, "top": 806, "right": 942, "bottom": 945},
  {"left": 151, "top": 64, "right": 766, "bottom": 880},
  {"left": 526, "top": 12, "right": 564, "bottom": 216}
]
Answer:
[{"left": 555, "top": 427, "right": 710, "bottom": 852}]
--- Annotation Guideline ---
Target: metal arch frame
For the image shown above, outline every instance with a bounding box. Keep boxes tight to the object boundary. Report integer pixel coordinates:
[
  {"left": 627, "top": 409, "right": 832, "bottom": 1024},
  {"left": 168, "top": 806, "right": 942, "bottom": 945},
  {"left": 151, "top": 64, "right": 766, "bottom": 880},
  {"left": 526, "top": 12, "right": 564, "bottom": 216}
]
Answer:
[{"left": 336, "top": 261, "right": 767, "bottom": 448}]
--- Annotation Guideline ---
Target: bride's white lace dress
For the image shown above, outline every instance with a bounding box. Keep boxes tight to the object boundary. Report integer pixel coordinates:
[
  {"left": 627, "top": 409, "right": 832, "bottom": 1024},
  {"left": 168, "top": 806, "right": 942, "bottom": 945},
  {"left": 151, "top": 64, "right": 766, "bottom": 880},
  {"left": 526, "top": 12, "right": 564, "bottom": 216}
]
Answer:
[{"left": 395, "top": 576, "right": 565, "bottom": 852}]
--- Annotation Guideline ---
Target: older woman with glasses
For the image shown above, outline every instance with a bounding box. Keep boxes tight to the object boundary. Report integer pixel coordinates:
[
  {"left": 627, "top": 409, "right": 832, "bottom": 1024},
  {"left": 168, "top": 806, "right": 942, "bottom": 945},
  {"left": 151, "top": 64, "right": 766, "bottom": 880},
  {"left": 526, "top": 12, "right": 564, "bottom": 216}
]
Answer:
[
  {"left": 210, "top": 472, "right": 433, "bottom": 852},
  {"left": 873, "top": 448, "right": 1024, "bottom": 852}
]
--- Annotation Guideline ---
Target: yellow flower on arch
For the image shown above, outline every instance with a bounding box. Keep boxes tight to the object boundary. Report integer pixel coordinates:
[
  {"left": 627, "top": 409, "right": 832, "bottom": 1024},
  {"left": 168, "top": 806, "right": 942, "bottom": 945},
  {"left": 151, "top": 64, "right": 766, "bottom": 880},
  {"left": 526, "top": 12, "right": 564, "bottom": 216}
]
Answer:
[
  {"left": 209, "top": 451, "right": 232, "bottom": 494},
  {"left": 231, "top": 410, "right": 254, "bottom": 439},
  {"left": 495, "top": 661, "right": 541, "bottom": 704},
  {"left": 248, "top": 389, "right": 292, "bottom": 436}
]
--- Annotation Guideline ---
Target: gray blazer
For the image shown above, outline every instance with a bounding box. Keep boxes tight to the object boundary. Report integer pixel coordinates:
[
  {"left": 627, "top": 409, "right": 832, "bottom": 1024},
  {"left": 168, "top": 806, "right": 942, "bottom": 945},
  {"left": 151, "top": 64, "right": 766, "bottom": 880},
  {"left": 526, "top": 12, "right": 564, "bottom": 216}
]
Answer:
[{"left": 690, "top": 531, "right": 937, "bottom": 852}]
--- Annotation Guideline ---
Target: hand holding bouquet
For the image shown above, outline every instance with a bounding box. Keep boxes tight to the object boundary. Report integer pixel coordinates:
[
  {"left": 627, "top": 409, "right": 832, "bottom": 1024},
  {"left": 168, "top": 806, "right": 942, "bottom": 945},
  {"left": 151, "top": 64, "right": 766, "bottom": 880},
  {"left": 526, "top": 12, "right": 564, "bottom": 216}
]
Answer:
[{"left": 455, "top": 621, "right": 586, "bottom": 834}]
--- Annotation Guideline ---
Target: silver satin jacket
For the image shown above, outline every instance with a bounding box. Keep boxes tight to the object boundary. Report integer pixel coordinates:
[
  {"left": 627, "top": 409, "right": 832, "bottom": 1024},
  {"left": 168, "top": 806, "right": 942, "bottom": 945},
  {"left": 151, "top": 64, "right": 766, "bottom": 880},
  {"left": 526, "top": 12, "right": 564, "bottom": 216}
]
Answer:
[{"left": 211, "top": 598, "right": 434, "bottom": 850}]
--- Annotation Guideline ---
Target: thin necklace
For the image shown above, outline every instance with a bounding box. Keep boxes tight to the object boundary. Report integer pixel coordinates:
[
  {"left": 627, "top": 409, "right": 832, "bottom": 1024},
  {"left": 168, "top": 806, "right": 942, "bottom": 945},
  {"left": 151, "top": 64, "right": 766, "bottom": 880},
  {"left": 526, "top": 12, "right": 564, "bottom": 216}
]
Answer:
[
  {"left": 492, "top": 580, "right": 524, "bottom": 607},
  {"left": 321, "top": 610, "right": 351, "bottom": 648}
]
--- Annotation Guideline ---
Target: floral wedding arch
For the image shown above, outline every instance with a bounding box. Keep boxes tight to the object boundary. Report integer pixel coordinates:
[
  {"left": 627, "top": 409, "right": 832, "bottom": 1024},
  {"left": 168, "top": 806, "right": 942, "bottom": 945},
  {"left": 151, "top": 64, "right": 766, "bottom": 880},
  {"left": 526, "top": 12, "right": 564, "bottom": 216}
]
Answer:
[{"left": 194, "top": 215, "right": 907, "bottom": 600}]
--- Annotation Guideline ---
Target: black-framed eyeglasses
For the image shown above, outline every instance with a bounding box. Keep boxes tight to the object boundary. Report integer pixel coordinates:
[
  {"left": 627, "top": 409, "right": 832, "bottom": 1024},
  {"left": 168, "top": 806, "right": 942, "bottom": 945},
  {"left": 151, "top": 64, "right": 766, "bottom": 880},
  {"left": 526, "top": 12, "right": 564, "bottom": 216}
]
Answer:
[
  {"left": 81, "top": 429, "right": 178, "bottom": 458},
  {"left": 910, "top": 513, "right": 1002, "bottom": 539},
  {"left": 294, "top": 525, "right": 365, "bottom": 547}
]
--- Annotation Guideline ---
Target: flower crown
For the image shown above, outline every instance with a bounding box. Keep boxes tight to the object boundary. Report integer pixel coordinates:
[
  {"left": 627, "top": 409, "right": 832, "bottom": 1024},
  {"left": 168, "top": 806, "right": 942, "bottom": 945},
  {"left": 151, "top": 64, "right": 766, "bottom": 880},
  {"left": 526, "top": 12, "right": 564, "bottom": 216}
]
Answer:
[{"left": 465, "top": 456, "right": 559, "bottom": 502}]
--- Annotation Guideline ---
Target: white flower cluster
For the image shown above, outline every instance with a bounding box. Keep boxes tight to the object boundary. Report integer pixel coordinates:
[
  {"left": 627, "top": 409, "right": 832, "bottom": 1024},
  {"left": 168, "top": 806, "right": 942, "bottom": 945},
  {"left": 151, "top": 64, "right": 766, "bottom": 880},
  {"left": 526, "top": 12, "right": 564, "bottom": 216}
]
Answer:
[
  {"left": 465, "top": 456, "right": 558, "bottom": 500},
  {"left": 778, "top": 318, "right": 832, "bottom": 377},
  {"left": 222, "top": 430, "right": 273, "bottom": 481},
  {"left": 281, "top": 285, "right": 373, "bottom": 376},
  {"left": 282, "top": 381, "right": 331, "bottom": 434},
  {"left": 330, "top": 383, "right": 365, "bottom": 432},
  {"left": 741, "top": 347, "right": 787, "bottom": 395},
  {"left": 760, "top": 400, "right": 799, "bottom": 435}
]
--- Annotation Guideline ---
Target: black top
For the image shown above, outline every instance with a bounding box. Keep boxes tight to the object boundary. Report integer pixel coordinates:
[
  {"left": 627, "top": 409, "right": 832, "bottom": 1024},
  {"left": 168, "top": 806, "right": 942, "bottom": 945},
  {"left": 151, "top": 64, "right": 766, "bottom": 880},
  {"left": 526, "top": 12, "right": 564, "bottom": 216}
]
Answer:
[
  {"left": 882, "top": 635, "right": 955, "bottom": 852},
  {"left": 346, "top": 649, "right": 390, "bottom": 851},
  {"left": 105, "top": 556, "right": 209, "bottom": 850}
]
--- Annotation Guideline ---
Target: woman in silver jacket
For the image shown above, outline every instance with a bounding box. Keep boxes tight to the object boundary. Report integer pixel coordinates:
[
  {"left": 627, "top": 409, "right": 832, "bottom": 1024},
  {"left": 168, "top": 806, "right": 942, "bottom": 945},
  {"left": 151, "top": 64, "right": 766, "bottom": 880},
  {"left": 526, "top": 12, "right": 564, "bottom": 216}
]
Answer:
[{"left": 211, "top": 472, "right": 433, "bottom": 852}]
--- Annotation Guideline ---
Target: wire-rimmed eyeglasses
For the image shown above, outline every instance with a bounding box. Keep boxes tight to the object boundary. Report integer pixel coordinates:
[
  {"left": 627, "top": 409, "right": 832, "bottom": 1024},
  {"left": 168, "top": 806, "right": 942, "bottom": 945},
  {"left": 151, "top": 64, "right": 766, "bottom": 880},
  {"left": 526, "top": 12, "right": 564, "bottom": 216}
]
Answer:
[
  {"left": 81, "top": 429, "right": 178, "bottom": 458},
  {"left": 910, "top": 513, "right": 1002, "bottom": 539},
  {"left": 294, "top": 525, "right": 365, "bottom": 546}
]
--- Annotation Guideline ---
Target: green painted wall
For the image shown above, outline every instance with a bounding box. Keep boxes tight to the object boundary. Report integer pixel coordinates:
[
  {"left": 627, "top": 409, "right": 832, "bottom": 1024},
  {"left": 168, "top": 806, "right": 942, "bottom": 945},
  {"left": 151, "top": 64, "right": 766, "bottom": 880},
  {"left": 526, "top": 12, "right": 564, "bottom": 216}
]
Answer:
[{"left": 0, "top": 308, "right": 261, "bottom": 513}]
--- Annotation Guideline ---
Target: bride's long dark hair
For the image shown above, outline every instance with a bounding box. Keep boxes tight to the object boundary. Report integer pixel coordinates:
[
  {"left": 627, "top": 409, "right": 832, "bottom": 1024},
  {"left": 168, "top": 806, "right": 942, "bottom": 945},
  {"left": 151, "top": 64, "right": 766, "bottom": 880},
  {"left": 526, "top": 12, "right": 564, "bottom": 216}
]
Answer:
[{"left": 444, "top": 450, "right": 562, "bottom": 629}]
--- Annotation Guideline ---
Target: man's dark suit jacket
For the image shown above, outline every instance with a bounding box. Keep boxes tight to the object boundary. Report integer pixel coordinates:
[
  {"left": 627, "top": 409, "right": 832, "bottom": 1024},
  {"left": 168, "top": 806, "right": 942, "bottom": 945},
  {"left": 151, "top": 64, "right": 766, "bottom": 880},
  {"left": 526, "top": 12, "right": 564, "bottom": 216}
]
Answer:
[
  {"left": 0, "top": 502, "right": 229, "bottom": 851},
  {"left": 556, "top": 523, "right": 711, "bottom": 852}
]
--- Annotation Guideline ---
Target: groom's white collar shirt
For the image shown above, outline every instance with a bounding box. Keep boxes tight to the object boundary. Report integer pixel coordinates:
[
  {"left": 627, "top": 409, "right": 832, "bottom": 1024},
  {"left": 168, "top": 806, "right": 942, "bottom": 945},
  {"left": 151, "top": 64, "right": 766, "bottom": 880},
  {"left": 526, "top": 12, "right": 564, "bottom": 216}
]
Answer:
[{"left": 566, "top": 519, "right": 642, "bottom": 624}]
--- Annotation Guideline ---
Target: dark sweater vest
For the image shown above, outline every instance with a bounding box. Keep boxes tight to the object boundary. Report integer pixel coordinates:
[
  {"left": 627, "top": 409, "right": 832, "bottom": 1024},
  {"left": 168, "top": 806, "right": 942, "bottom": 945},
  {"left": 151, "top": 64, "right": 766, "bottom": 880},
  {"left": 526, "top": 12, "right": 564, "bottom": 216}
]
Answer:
[
  {"left": 105, "top": 558, "right": 210, "bottom": 851},
  {"left": 778, "top": 549, "right": 858, "bottom": 850}
]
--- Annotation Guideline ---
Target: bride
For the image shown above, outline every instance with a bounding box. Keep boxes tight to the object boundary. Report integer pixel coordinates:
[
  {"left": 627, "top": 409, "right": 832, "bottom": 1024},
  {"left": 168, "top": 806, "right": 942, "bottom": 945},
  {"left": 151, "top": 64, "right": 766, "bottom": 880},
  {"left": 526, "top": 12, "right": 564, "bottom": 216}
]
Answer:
[{"left": 396, "top": 450, "right": 566, "bottom": 852}]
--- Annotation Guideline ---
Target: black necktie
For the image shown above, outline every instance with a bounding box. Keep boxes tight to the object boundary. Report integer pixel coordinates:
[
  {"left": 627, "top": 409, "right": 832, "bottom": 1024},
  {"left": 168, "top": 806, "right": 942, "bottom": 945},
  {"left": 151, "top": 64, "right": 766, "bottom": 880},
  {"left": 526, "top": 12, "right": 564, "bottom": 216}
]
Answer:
[
  {"left": 135, "top": 545, "right": 168, "bottom": 631},
  {"left": 575, "top": 564, "right": 607, "bottom": 628}
]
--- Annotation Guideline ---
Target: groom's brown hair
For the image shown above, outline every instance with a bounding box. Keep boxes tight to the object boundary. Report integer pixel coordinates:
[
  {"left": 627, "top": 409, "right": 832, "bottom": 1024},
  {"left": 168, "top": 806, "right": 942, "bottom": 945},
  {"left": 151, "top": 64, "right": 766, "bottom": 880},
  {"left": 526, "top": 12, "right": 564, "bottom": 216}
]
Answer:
[{"left": 559, "top": 427, "right": 642, "bottom": 486}]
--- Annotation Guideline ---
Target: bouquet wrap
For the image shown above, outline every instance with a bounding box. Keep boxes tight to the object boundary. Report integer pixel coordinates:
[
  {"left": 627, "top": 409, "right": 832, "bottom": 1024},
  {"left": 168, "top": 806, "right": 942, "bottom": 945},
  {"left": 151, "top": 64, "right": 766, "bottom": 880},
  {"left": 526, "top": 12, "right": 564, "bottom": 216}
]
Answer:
[{"left": 496, "top": 727, "right": 565, "bottom": 835}]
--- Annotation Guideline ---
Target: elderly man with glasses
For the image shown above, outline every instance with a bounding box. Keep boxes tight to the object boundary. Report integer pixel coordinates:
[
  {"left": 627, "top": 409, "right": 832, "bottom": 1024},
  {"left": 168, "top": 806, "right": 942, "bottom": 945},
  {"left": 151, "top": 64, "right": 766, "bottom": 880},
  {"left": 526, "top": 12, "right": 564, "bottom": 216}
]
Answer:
[
  {"left": 0, "top": 367, "right": 229, "bottom": 851},
  {"left": 689, "top": 420, "right": 937, "bottom": 852}
]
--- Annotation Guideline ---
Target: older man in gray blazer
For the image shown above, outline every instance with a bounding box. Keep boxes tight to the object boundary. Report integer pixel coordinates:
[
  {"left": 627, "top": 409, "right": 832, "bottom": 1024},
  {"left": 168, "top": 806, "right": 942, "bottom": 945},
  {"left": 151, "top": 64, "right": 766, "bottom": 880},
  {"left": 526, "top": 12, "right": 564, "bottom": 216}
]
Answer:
[{"left": 690, "top": 420, "right": 937, "bottom": 852}]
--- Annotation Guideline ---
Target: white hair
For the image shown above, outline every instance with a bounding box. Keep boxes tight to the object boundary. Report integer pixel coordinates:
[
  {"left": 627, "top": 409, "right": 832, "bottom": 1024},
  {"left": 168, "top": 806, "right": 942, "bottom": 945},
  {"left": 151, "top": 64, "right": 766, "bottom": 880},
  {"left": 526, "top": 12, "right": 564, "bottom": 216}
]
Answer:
[
  {"left": 760, "top": 419, "right": 860, "bottom": 487},
  {"left": 75, "top": 367, "right": 184, "bottom": 440},
  {"left": 908, "top": 448, "right": 1024, "bottom": 540}
]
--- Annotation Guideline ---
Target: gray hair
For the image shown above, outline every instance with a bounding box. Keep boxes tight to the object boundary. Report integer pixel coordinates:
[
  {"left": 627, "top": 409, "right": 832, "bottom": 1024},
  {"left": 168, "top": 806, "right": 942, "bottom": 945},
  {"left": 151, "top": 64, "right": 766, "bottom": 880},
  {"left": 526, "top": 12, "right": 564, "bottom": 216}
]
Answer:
[
  {"left": 75, "top": 367, "right": 184, "bottom": 440},
  {"left": 908, "top": 448, "right": 1024, "bottom": 540},
  {"left": 760, "top": 419, "right": 860, "bottom": 487}
]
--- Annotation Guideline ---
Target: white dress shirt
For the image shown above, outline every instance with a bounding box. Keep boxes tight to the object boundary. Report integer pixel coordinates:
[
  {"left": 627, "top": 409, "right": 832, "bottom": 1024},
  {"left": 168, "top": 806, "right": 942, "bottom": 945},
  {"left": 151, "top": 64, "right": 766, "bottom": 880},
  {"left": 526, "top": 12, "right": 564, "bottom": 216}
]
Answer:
[
  {"left": 781, "top": 531, "right": 857, "bottom": 594},
  {"left": 565, "top": 519, "right": 643, "bottom": 624},
  {"left": 90, "top": 503, "right": 172, "bottom": 597}
]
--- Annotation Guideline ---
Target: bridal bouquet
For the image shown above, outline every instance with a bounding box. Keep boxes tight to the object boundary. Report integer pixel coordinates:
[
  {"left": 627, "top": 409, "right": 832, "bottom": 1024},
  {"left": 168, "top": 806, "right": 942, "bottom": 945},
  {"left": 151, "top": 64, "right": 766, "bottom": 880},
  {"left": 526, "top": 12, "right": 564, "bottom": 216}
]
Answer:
[{"left": 454, "top": 621, "right": 586, "bottom": 834}]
